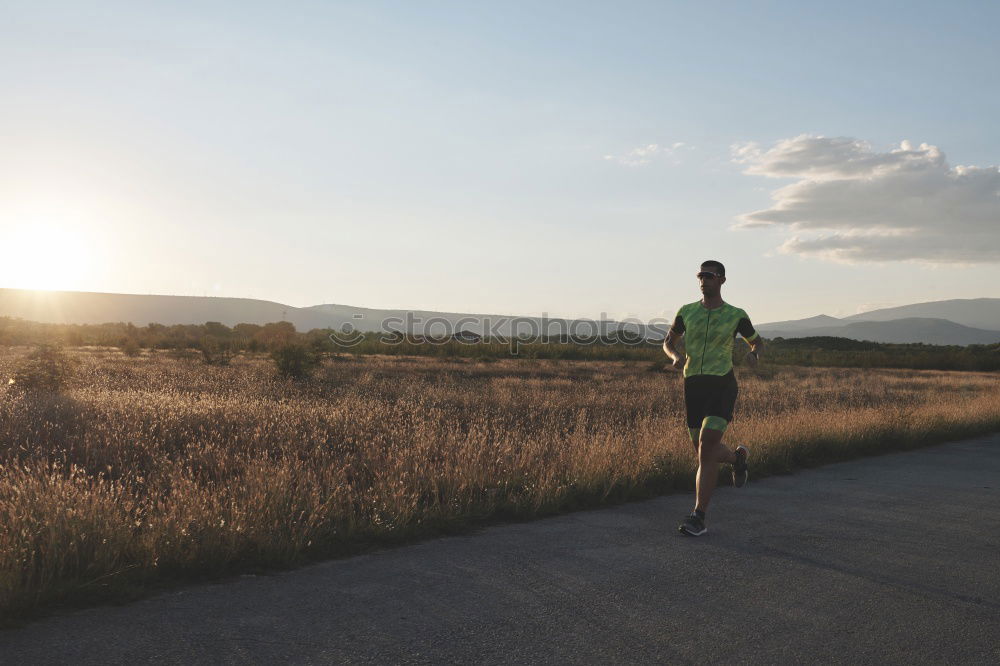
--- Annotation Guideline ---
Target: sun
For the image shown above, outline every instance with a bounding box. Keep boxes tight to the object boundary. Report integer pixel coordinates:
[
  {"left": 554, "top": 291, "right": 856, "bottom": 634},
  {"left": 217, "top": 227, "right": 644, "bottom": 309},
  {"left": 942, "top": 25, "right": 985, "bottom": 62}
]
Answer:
[{"left": 2, "top": 223, "right": 94, "bottom": 292}]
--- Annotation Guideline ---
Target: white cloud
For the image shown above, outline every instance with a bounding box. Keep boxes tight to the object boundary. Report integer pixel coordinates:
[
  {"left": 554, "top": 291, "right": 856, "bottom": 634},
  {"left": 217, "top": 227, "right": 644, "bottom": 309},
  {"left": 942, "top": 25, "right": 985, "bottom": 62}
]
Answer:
[
  {"left": 604, "top": 142, "right": 691, "bottom": 166},
  {"left": 732, "top": 135, "right": 1000, "bottom": 263}
]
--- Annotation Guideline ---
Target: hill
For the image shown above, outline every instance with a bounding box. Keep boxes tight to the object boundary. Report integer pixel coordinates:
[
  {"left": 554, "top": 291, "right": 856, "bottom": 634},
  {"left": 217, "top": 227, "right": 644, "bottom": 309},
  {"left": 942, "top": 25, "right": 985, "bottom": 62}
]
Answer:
[
  {"left": 759, "top": 317, "right": 1000, "bottom": 346},
  {"left": 752, "top": 314, "right": 842, "bottom": 332},
  {"left": 0, "top": 289, "right": 625, "bottom": 338},
  {"left": 756, "top": 298, "right": 1000, "bottom": 345},
  {"left": 0, "top": 289, "right": 336, "bottom": 331},
  {"left": 844, "top": 298, "right": 1000, "bottom": 330}
]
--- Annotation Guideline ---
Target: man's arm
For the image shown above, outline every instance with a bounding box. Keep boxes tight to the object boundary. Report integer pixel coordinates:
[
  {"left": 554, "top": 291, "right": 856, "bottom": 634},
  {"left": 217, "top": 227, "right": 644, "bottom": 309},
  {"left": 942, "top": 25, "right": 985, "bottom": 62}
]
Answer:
[
  {"left": 745, "top": 334, "right": 765, "bottom": 367},
  {"left": 663, "top": 313, "right": 685, "bottom": 371},
  {"left": 737, "top": 316, "right": 764, "bottom": 366},
  {"left": 663, "top": 329, "right": 684, "bottom": 364}
]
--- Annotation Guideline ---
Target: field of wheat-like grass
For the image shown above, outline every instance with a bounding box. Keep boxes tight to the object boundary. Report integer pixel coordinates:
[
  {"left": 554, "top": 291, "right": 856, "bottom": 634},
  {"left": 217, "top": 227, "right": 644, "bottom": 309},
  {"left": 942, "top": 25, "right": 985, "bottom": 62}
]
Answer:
[{"left": 2, "top": 347, "right": 999, "bottom": 622}]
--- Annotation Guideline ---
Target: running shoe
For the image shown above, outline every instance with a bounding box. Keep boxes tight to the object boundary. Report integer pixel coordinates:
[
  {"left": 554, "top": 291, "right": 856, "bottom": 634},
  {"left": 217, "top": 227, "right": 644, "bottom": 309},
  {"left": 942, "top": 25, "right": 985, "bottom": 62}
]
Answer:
[
  {"left": 678, "top": 512, "right": 707, "bottom": 536},
  {"left": 732, "top": 445, "right": 749, "bottom": 488}
]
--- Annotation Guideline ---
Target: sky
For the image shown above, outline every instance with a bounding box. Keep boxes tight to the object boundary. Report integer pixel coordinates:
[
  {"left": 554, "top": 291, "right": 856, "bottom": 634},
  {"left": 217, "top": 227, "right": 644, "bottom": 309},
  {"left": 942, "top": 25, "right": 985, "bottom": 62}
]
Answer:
[{"left": 2, "top": 0, "right": 999, "bottom": 324}]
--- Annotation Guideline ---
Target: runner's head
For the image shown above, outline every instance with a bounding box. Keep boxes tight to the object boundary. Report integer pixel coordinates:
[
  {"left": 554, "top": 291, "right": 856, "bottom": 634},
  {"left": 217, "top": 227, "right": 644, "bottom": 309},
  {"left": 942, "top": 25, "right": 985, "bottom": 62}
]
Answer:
[{"left": 697, "top": 260, "right": 726, "bottom": 297}]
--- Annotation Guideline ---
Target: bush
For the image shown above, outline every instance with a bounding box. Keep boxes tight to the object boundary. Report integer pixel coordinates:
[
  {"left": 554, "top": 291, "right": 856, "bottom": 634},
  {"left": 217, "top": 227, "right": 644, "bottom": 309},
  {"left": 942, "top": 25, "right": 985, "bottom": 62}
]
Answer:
[
  {"left": 120, "top": 338, "right": 141, "bottom": 357},
  {"left": 199, "top": 338, "right": 234, "bottom": 366},
  {"left": 9, "top": 345, "right": 73, "bottom": 393},
  {"left": 271, "top": 343, "right": 321, "bottom": 379}
]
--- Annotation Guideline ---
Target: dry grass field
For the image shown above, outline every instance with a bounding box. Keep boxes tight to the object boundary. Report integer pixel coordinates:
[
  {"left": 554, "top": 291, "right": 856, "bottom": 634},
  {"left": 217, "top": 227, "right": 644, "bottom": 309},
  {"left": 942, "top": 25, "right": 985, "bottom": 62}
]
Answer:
[{"left": 2, "top": 347, "right": 999, "bottom": 622}]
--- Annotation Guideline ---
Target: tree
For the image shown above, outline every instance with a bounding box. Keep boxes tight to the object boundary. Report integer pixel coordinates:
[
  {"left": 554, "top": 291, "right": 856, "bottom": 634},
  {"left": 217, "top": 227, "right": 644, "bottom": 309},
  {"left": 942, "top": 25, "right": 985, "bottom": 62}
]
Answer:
[
  {"left": 203, "top": 321, "right": 232, "bottom": 338},
  {"left": 255, "top": 321, "right": 297, "bottom": 349}
]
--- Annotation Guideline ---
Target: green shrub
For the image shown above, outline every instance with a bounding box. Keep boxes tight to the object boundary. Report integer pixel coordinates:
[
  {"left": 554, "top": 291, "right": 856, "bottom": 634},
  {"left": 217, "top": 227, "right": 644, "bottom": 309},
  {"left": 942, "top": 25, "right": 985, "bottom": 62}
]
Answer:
[
  {"left": 199, "top": 338, "right": 234, "bottom": 366},
  {"left": 271, "top": 343, "right": 321, "bottom": 379},
  {"left": 120, "top": 338, "right": 141, "bottom": 357}
]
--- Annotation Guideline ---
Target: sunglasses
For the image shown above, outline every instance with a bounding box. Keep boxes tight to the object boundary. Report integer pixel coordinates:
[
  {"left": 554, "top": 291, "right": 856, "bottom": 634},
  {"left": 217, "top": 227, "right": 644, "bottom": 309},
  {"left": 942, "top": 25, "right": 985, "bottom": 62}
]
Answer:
[{"left": 696, "top": 271, "right": 723, "bottom": 279}]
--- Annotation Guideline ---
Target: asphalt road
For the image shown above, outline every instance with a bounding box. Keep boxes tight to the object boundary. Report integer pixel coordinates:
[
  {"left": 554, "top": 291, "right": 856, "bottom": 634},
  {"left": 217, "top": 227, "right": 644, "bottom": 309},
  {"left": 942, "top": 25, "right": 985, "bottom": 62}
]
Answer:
[{"left": 3, "top": 435, "right": 999, "bottom": 665}]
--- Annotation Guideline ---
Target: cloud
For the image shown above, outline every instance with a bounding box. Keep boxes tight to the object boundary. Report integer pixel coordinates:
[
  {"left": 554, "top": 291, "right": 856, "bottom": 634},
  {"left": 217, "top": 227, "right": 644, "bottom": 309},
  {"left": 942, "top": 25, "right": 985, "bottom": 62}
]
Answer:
[
  {"left": 732, "top": 135, "right": 1000, "bottom": 263},
  {"left": 604, "top": 142, "right": 690, "bottom": 166}
]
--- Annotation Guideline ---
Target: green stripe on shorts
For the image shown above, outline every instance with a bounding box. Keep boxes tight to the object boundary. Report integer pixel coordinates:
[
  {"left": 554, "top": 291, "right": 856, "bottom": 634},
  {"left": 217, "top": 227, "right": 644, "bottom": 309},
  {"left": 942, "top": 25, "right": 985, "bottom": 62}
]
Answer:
[{"left": 702, "top": 415, "right": 729, "bottom": 432}]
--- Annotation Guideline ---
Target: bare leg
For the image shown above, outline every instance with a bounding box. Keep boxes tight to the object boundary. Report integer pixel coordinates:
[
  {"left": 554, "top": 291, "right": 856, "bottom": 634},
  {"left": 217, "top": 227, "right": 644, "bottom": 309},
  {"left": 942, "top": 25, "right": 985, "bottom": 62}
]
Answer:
[{"left": 695, "top": 427, "right": 737, "bottom": 513}]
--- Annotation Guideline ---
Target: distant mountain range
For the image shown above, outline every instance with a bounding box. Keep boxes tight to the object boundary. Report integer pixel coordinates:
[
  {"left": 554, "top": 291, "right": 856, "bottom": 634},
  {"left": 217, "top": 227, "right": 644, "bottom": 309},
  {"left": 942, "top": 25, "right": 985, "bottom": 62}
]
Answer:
[
  {"left": 1, "top": 289, "right": 998, "bottom": 346},
  {"left": 0, "top": 289, "right": 626, "bottom": 338},
  {"left": 757, "top": 317, "right": 1000, "bottom": 346},
  {"left": 842, "top": 299, "right": 1000, "bottom": 330},
  {"left": 756, "top": 298, "right": 1000, "bottom": 346}
]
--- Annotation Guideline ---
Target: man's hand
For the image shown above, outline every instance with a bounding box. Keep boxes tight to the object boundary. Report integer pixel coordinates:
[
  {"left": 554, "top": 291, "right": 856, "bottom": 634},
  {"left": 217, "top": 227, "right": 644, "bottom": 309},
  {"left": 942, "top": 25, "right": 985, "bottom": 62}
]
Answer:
[{"left": 662, "top": 330, "right": 685, "bottom": 372}]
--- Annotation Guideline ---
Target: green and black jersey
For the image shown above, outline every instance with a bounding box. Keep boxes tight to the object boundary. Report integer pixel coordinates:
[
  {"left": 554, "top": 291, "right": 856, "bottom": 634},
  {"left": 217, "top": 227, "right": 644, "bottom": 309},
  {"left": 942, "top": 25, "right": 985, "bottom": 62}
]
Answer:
[{"left": 670, "top": 301, "right": 759, "bottom": 378}]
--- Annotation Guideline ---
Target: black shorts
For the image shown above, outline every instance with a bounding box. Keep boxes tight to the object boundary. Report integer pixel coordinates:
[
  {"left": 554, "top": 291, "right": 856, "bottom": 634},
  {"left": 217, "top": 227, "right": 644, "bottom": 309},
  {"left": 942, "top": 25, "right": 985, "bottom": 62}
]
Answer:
[{"left": 684, "top": 370, "right": 738, "bottom": 429}]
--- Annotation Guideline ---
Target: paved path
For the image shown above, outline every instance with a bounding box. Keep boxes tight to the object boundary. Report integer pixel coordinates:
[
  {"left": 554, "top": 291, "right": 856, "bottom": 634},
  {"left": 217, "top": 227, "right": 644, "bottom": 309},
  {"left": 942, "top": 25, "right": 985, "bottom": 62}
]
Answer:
[{"left": 3, "top": 435, "right": 1000, "bottom": 665}]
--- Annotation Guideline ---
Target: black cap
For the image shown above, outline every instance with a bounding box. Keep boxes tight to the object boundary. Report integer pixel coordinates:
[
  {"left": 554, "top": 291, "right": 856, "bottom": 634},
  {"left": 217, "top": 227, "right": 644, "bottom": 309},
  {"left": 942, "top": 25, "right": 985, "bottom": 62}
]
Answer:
[{"left": 700, "top": 260, "right": 725, "bottom": 277}]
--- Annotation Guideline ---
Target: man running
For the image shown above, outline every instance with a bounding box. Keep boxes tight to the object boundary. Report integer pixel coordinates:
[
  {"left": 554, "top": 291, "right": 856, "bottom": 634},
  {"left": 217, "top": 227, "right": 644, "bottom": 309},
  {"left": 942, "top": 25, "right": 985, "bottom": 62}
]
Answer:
[{"left": 662, "top": 260, "right": 763, "bottom": 536}]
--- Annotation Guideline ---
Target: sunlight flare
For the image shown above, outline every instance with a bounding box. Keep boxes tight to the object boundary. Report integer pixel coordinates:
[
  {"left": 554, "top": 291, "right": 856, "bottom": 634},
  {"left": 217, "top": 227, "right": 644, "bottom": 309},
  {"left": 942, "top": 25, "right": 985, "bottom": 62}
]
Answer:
[{"left": 2, "top": 220, "right": 94, "bottom": 291}]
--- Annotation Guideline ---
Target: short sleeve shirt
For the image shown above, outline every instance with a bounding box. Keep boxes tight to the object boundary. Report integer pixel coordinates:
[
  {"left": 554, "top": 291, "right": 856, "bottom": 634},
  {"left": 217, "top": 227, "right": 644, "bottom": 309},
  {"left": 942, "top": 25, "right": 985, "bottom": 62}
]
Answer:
[{"left": 670, "top": 301, "right": 758, "bottom": 378}]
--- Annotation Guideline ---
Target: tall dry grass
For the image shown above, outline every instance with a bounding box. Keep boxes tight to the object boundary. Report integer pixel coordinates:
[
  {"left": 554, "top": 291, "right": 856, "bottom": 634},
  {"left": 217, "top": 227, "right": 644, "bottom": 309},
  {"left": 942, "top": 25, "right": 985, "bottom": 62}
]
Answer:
[{"left": 1, "top": 348, "right": 999, "bottom": 622}]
